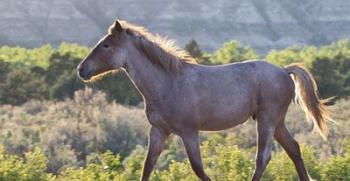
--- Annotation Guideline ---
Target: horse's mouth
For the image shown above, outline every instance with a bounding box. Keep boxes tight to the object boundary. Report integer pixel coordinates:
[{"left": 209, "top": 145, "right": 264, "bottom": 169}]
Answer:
[{"left": 78, "top": 70, "right": 93, "bottom": 81}]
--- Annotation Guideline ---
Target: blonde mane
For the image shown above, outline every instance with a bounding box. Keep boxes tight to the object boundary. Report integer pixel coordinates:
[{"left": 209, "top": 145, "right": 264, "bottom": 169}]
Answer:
[{"left": 109, "top": 20, "right": 196, "bottom": 72}]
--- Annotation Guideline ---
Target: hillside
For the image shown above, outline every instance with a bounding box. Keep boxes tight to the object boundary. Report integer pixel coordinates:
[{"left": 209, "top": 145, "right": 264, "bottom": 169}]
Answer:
[{"left": 1, "top": 0, "right": 350, "bottom": 53}]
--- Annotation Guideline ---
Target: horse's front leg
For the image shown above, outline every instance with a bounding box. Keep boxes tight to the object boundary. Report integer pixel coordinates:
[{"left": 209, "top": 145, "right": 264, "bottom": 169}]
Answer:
[
  {"left": 181, "top": 131, "right": 212, "bottom": 181},
  {"left": 141, "top": 126, "right": 170, "bottom": 181}
]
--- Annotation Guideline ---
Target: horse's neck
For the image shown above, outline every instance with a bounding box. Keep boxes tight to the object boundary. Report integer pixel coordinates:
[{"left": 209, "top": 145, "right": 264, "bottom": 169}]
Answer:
[{"left": 125, "top": 50, "right": 172, "bottom": 102}]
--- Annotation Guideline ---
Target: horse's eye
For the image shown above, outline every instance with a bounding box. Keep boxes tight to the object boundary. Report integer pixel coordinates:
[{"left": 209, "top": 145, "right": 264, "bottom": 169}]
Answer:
[{"left": 103, "top": 44, "right": 110, "bottom": 48}]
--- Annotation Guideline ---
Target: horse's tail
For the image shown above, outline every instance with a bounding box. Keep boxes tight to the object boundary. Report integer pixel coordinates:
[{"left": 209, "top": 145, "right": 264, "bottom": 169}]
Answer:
[{"left": 284, "top": 63, "right": 332, "bottom": 140}]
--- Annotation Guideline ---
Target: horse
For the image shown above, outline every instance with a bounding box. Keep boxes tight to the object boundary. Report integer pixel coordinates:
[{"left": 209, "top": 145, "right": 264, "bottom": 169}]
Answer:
[{"left": 77, "top": 20, "right": 331, "bottom": 181}]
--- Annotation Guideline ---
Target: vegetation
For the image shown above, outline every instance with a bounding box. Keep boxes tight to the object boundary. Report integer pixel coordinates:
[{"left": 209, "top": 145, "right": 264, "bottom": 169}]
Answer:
[
  {"left": 210, "top": 40, "right": 259, "bottom": 64},
  {"left": 0, "top": 38, "right": 349, "bottom": 180},
  {"left": 0, "top": 88, "right": 348, "bottom": 180},
  {"left": 1, "top": 39, "right": 350, "bottom": 105}
]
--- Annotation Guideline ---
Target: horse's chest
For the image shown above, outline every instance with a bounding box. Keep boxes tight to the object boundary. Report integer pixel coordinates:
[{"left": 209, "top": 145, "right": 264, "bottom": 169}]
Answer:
[
  {"left": 145, "top": 103, "right": 192, "bottom": 133},
  {"left": 147, "top": 112, "right": 163, "bottom": 126},
  {"left": 145, "top": 105, "right": 173, "bottom": 131}
]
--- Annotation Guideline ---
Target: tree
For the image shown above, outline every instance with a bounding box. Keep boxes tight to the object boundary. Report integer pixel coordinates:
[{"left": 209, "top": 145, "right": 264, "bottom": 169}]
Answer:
[
  {"left": 266, "top": 46, "right": 317, "bottom": 67},
  {"left": 0, "top": 44, "right": 53, "bottom": 69},
  {"left": 210, "top": 40, "right": 258, "bottom": 64},
  {"left": 185, "top": 39, "right": 202, "bottom": 59},
  {"left": 184, "top": 39, "right": 211, "bottom": 65},
  {"left": 310, "top": 57, "right": 344, "bottom": 98}
]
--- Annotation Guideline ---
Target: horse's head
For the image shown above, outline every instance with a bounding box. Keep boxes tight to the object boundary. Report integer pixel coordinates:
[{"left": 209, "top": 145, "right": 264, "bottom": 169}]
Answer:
[{"left": 77, "top": 20, "right": 129, "bottom": 81}]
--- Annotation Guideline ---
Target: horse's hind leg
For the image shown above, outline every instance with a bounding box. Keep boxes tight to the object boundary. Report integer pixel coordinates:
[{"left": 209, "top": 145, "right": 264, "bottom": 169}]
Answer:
[
  {"left": 274, "top": 123, "right": 311, "bottom": 181},
  {"left": 251, "top": 113, "right": 277, "bottom": 181}
]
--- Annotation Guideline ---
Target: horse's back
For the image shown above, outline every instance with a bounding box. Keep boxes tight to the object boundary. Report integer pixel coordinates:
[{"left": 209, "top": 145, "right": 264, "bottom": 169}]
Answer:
[{"left": 187, "top": 59, "right": 293, "bottom": 92}]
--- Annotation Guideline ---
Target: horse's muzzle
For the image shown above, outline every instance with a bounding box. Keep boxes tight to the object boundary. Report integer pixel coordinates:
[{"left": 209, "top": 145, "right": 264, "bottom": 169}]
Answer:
[{"left": 77, "top": 66, "right": 92, "bottom": 80}]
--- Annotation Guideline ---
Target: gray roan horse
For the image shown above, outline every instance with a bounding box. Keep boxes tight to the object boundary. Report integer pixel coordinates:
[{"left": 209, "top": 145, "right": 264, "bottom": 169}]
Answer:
[{"left": 77, "top": 20, "right": 331, "bottom": 181}]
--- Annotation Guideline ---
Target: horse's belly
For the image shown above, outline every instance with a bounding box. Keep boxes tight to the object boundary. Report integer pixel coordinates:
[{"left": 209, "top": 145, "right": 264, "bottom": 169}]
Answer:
[
  {"left": 198, "top": 108, "right": 252, "bottom": 131},
  {"left": 199, "top": 118, "right": 249, "bottom": 131}
]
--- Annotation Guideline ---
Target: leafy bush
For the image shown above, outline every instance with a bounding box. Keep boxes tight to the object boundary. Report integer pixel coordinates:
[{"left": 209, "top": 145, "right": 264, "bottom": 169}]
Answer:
[
  {"left": 321, "top": 140, "right": 350, "bottom": 181},
  {"left": 0, "top": 146, "right": 54, "bottom": 181},
  {"left": 58, "top": 151, "right": 127, "bottom": 181}
]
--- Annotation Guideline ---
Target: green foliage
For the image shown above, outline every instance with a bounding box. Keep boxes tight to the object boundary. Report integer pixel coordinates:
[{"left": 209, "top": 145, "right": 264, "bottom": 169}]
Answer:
[
  {"left": 58, "top": 151, "right": 126, "bottom": 181},
  {"left": 154, "top": 160, "right": 197, "bottom": 181},
  {"left": 0, "top": 67, "right": 47, "bottom": 104},
  {"left": 310, "top": 57, "right": 345, "bottom": 98},
  {"left": 123, "top": 146, "right": 146, "bottom": 180},
  {"left": 185, "top": 39, "right": 202, "bottom": 59},
  {"left": 202, "top": 143, "right": 254, "bottom": 180},
  {"left": 1, "top": 39, "right": 350, "bottom": 104},
  {"left": 185, "top": 39, "right": 211, "bottom": 64},
  {"left": 321, "top": 140, "right": 350, "bottom": 181},
  {"left": 57, "top": 43, "right": 89, "bottom": 60},
  {"left": 0, "top": 44, "right": 53, "bottom": 69},
  {"left": 313, "top": 40, "right": 350, "bottom": 97},
  {"left": 321, "top": 154, "right": 350, "bottom": 181},
  {"left": 210, "top": 40, "right": 259, "bottom": 64},
  {"left": 0, "top": 146, "right": 54, "bottom": 181},
  {"left": 266, "top": 46, "right": 317, "bottom": 67}
]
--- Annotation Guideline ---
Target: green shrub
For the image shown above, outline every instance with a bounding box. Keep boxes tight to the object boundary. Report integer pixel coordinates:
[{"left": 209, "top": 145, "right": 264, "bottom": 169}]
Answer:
[
  {"left": 321, "top": 140, "right": 350, "bottom": 181},
  {"left": 0, "top": 146, "right": 54, "bottom": 181}
]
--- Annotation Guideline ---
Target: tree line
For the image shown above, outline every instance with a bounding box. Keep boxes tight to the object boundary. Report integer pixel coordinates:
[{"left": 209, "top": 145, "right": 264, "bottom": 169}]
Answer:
[{"left": 1, "top": 39, "right": 350, "bottom": 106}]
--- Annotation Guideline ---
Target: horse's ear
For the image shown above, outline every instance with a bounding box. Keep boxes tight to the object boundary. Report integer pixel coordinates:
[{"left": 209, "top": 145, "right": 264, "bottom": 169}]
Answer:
[{"left": 110, "top": 20, "right": 123, "bottom": 34}]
